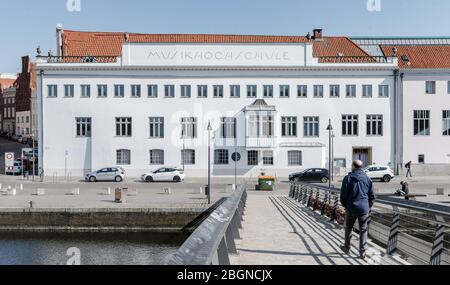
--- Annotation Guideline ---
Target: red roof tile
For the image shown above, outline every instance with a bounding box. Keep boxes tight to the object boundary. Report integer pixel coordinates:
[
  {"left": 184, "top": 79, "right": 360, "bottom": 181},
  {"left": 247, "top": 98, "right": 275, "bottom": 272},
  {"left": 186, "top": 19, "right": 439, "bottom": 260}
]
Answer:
[
  {"left": 0, "top": 78, "right": 16, "bottom": 90},
  {"left": 61, "top": 30, "right": 370, "bottom": 60},
  {"left": 381, "top": 45, "right": 450, "bottom": 69}
]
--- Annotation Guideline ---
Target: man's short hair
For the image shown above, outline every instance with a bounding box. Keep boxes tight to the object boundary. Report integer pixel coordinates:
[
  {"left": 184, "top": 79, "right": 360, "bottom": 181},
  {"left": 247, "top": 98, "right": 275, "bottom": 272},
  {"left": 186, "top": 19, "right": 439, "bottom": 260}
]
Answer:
[{"left": 352, "top": 160, "right": 364, "bottom": 169}]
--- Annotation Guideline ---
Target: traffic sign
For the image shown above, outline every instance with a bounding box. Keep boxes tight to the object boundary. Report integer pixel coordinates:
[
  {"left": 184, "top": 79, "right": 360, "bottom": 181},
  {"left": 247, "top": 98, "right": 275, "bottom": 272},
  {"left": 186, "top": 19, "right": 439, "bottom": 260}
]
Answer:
[
  {"left": 5, "top": 152, "right": 14, "bottom": 167},
  {"left": 232, "top": 152, "right": 241, "bottom": 162}
]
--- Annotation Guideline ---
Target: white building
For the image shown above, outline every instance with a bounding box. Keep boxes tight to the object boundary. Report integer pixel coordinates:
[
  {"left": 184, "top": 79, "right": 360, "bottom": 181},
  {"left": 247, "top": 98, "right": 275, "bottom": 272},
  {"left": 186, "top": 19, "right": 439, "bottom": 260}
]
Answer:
[
  {"left": 354, "top": 38, "right": 450, "bottom": 175},
  {"left": 35, "top": 28, "right": 398, "bottom": 178}
]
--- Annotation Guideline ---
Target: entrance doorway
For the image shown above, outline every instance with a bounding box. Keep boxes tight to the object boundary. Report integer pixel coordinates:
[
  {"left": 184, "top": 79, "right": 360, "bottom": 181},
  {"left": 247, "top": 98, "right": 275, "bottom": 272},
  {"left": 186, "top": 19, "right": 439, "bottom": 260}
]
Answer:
[{"left": 352, "top": 147, "right": 372, "bottom": 167}]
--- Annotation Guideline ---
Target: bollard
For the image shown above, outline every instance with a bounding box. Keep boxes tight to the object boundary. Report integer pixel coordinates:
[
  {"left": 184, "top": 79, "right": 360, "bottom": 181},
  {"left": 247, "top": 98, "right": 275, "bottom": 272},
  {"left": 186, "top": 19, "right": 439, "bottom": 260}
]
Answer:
[
  {"left": 106, "top": 187, "right": 111, "bottom": 195},
  {"left": 8, "top": 188, "right": 17, "bottom": 196},
  {"left": 436, "top": 188, "right": 444, "bottom": 195},
  {"left": 36, "top": 188, "right": 45, "bottom": 196},
  {"left": 20, "top": 184, "right": 24, "bottom": 191},
  {"left": 164, "top": 187, "right": 172, "bottom": 195},
  {"left": 71, "top": 188, "right": 80, "bottom": 196},
  {"left": 0, "top": 183, "right": 2, "bottom": 190},
  {"left": 199, "top": 187, "right": 203, "bottom": 194},
  {"left": 115, "top": 188, "right": 126, "bottom": 203}
]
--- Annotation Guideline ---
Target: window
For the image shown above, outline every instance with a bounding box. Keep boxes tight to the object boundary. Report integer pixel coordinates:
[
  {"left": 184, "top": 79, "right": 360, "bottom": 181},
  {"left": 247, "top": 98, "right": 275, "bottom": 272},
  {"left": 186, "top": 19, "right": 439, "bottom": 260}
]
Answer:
[
  {"left": 230, "top": 85, "right": 240, "bottom": 98},
  {"left": 220, "top": 117, "right": 236, "bottom": 138},
  {"left": 418, "top": 155, "right": 425, "bottom": 164},
  {"left": 379, "top": 85, "right": 389, "bottom": 97},
  {"left": 443, "top": 111, "right": 450, "bottom": 136},
  {"left": 362, "top": 85, "right": 372, "bottom": 97},
  {"left": 97, "top": 85, "right": 107, "bottom": 97},
  {"left": 280, "top": 85, "right": 290, "bottom": 98},
  {"left": 214, "top": 149, "right": 229, "bottom": 165},
  {"left": 281, "top": 117, "right": 297, "bottom": 137},
  {"left": 366, "top": 115, "right": 383, "bottom": 136},
  {"left": 248, "top": 150, "right": 258, "bottom": 166},
  {"left": 148, "top": 85, "right": 158, "bottom": 98},
  {"left": 247, "top": 85, "right": 257, "bottom": 98},
  {"left": 263, "top": 85, "right": 273, "bottom": 98},
  {"left": 64, "top": 85, "right": 74, "bottom": 97},
  {"left": 149, "top": 149, "right": 164, "bottom": 165},
  {"left": 81, "top": 85, "right": 91, "bottom": 98},
  {"left": 181, "top": 85, "right": 191, "bottom": 98},
  {"left": 313, "top": 85, "right": 324, "bottom": 98},
  {"left": 197, "top": 85, "right": 208, "bottom": 98},
  {"left": 342, "top": 115, "right": 359, "bottom": 136},
  {"left": 261, "top": 115, "right": 274, "bottom": 136},
  {"left": 181, "top": 117, "right": 197, "bottom": 138},
  {"left": 288, "top": 151, "right": 302, "bottom": 166},
  {"left": 303, "top": 117, "right": 320, "bottom": 137},
  {"left": 114, "top": 85, "right": 124, "bottom": 98},
  {"left": 213, "top": 85, "right": 223, "bottom": 98},
  {"left": 115, "top": 117, "right": 132, "bottom": 137},
  {"left": 262, "top": 150, "right": 274, "bottom": 165},
  {"left": 76, "top": 117, "right": 91, "bottom": 137},
  {"left": 426, "top": 81, "right": 436, "bottom": 94},
  {"left": 48, "top": 85, "right": 57, "bottom": 97},
  {"left": 116, "top": 149, "right": 131, "bottom": 165},
  {"left": 330, "top": 85, "right": 340, "bottom": 97},
  {"left": 181, "top": 149, "right": 195, "bottom": 165},
  {"left": 131, "top": 85, "right": 141, "bottom": 97},
  {"left": 346, "top": 85, "right": 356, "bottom": 97},
  {"left": 414, "top": 110, "right": 430, "bottom": 136},
  {"left": 165, "top": 85, "right": 175, "bottom": 98},
  {"left": 149, "top": 117, "right": 164, "bottom": 138},
  {"left": 26, "top": 116, "right": 29, "bottom": 123},
  {"left": 297, "top": 85, "right": 307, "bottom": 98}
]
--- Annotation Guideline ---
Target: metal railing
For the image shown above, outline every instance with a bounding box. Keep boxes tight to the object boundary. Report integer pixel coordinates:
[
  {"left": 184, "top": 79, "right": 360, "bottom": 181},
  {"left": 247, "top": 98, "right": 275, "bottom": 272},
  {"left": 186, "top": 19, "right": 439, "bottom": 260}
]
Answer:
[
  {"left": 36, "top": 55, "right": 118, "bottom": 63},
  {"left": 318, "top": 56, "right": 395, "bottom": 64},
  {"left": 167, "top": 186, "right": 247, "bottom": 265},
  {"left": 289, "top": 182, "right": 450, "bottom": 265}
]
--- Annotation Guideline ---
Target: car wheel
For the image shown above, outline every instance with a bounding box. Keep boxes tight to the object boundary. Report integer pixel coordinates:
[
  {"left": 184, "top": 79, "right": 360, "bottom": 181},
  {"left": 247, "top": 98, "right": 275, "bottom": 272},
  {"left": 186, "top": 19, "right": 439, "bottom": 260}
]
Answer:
[
  {"left": 321, "top": 177, "right": 329, "bottom": 183},
  {"left": 173, "top": 176, "right": 181, "bottom": 183},
  {"left": 383, "top": 175, "right": 391, "bottom": 183},
  {"left": 89, "top": 176, "right": 96, "bottom": 183},
  {"left": 145, "top": 176, "right": 153, "bottom": 183},
  {"left": 115, "top": 176, "right": 123, "bottom": 183}
]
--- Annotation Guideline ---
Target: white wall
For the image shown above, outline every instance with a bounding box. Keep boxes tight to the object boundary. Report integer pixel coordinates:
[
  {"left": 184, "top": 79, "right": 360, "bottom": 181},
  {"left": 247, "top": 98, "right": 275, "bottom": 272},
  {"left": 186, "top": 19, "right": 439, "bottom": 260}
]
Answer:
[{"left": 403, "top": 73, "right": 450, "bottom": 165}]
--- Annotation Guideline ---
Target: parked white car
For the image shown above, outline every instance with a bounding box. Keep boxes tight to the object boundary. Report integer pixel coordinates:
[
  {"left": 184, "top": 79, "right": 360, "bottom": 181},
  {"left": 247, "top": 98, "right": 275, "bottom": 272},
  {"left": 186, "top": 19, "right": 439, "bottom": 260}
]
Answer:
[
  {"left": 6, "top": 160, "right": 22, "bottom": 175},
  {"left": 363, "top": 165, "right": 395, "bottom": 182},
  {"left": 85, "top": 167, "right": 126, "bottom": 182},
  {"left": 141, "top": 167, "right": 185, "bottom": 183}
]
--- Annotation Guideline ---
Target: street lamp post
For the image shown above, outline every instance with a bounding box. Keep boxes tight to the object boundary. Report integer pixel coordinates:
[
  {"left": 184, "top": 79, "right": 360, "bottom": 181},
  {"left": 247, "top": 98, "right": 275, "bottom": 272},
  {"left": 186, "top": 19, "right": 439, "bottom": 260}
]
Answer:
[
  {"left": 326, "top": 119, "right": 333, "bottom": 188},
  {"left": 181, "top": 127, "right": 186, "bottom": 172},
  {"left": 207, "top": 121, "right": 212, "bottom": 205},
  {"left": 331, "top": 132, "right": 335, "bottom": 181}
]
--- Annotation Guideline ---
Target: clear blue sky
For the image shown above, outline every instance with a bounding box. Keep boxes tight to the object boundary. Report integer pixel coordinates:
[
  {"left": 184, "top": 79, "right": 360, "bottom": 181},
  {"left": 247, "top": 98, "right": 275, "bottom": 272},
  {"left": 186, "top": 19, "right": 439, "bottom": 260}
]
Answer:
[{"left": 1, "top": 0, "right": 449, "bottom": 73}]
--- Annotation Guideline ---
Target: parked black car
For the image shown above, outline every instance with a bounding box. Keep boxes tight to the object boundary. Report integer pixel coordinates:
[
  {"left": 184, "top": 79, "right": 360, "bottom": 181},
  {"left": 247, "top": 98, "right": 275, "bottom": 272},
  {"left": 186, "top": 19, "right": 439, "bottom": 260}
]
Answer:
[{"left": 289, "top": 168, "right": 329, "bottom": 183}]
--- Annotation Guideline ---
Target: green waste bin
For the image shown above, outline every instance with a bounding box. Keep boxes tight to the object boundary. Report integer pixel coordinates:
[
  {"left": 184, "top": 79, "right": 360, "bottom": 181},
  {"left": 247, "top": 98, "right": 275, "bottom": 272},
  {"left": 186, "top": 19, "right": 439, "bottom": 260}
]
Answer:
[{"left": 258, "top": 176, "right": 275, "bottom": 191}]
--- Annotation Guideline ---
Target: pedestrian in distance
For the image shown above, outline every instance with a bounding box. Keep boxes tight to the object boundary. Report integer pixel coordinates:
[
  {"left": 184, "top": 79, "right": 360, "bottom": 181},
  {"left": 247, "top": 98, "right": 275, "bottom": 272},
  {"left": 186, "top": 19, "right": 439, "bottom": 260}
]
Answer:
[
  {"left": 395, "top": 181, "right": 409, "bottom": 197},
  {"left": 340, "top": 160, "right": 376, "bottom": 260},
  {"left": 405, "top": 161, "right": 412, "bottom": 178}
]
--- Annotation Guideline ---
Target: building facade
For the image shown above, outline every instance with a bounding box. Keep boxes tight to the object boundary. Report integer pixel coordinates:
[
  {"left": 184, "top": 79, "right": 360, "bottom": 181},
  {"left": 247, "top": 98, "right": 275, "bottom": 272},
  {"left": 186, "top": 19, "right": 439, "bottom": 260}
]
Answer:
[
  {"left": 35, "top": 28, "right": 398, "bottom": 178},
  {"left": 354, "top": 38, "right": 450, "bottom": 175},
  {"left": 15, "top": 56, "right": 36, "bottom": 140},
  {"left": 0, "top": 74, "right": 17, "bottom": 134}
]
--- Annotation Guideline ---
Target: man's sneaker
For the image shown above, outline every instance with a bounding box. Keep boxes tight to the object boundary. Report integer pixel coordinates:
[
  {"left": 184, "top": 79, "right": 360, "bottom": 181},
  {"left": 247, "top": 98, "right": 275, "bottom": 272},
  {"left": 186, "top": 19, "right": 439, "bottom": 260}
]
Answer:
[
  {"left": 340, "top": 245, "right": 350, "bottom": 255},
  {"left": 359, "top": 252, "right": 366, "bottom": 260}
]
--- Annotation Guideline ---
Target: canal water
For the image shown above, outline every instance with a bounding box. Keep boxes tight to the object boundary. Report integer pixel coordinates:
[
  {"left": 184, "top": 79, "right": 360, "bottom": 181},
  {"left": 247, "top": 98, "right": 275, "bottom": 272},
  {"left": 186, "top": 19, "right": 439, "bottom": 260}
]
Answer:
[{"left": 0, "top": 231, "right": 188, "bottom": 265}]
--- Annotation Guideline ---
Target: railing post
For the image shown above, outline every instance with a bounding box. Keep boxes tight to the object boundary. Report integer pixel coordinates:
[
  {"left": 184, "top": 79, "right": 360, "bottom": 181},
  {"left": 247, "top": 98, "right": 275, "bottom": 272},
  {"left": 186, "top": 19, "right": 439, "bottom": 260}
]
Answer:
[
  {"left": 289, "top": 183, "right": 294, "bottom": 197},
  {"left": 330, "top": 194, "right": 339, "bottom": 222},
  {"left": 430, "top": 216, "right": 445, "bottom": 265},
  {"left": 387, "top": 208, "right": 400, "bottom": 255},
  {"left": 321, "top": 191, "right": 328, "bottom": 216},
  {"left": 302, "top": 186, "right": 309, "bottom": 205},
  {"left": 297, "top": 185, "right": 303, "bottom": 202},
  {"left": 225, "top": 227, "right": 237, "bottom": 254}
]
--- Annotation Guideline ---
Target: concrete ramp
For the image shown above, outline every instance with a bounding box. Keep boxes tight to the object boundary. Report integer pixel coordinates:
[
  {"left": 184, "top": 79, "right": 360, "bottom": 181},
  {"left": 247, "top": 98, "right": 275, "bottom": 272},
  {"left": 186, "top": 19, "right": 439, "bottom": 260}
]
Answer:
[{"left": 231, "top": 194, "right": 408, "bottom": 265}]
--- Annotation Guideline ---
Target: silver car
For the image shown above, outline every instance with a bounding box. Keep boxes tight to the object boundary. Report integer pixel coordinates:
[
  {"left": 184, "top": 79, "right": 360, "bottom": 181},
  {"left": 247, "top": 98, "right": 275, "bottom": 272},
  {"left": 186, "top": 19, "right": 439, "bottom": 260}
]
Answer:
[{"left": 85, "top": 167, "right": 125, "bottom": 182}]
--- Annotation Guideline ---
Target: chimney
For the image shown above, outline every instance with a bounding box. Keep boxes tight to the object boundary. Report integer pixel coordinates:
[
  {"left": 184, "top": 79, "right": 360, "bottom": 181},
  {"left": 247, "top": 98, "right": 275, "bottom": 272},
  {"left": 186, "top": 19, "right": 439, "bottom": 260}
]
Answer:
[
  {"left": 312, "top": 29, "right": 323, "bottom": 40},
  {"left": 56, "top": 24, "right": 63, "bottom": 56}
]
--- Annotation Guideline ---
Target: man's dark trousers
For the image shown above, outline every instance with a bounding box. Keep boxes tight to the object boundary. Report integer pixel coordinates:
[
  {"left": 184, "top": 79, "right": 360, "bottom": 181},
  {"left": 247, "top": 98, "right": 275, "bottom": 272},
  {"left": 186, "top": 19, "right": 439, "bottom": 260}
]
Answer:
[{"left": 344, "top": 211, "right": 370, "bottom": 254}]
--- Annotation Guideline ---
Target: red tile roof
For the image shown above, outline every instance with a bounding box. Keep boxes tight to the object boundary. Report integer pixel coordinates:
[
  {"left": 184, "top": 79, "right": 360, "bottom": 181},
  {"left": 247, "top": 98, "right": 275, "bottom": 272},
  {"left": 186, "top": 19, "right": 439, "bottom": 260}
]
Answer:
[
  {"left": 0, "top": 78, "right": 16, "bottom": 90},
  {"left": 61, "top": 30, "right": 370, "bottom": 61},
  {"left": 381, "top": 45, "right": 450, "bottom": 69}
]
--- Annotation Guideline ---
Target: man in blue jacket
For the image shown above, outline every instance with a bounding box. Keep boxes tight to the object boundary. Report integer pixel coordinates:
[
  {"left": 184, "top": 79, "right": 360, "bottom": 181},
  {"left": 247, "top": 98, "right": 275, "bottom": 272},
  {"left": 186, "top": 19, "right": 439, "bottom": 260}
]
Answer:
[{"left": 340, "top": 160, "right": 376, "bottom": 259}]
